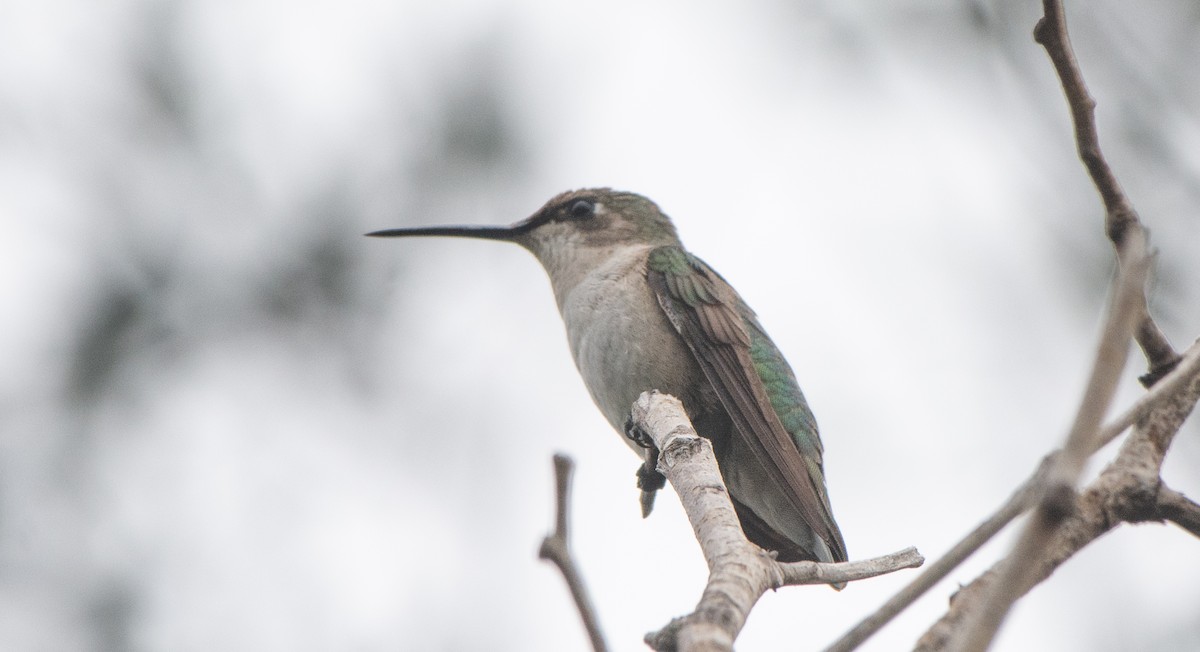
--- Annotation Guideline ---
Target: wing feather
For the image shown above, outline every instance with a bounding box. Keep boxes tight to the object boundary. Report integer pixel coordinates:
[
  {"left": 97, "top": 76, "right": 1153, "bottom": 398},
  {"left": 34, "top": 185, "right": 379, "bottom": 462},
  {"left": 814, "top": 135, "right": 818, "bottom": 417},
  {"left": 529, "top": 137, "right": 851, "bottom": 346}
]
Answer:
[{"left": 646, "top": 246, "right": 846, "bottom": 561}]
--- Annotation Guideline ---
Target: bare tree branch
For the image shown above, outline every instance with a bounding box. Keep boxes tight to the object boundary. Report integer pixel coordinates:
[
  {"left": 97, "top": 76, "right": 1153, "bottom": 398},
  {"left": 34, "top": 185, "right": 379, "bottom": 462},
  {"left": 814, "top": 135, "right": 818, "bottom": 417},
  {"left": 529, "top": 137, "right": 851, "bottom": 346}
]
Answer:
[
  {"left": 538, "top": 454, "right": 608, "bottom": 652},
  {"left": 1159, "top": 486, "right": 1200, "bottom": 540},
  {"left": 823, "top": 457, "right": 1049, "bottom": 652},
  {"left": 779, "top": 547, "right": 924, "bottom": 587},
  {"left": 1032, "top": 0, "right": 1179, "bottom": 384},
  {"left": 829, "top": 338, "right": 1200, "bottom": 651},
  {"left": 1032, "top": 1, "right": 1127, "bottom": 232},
  {"left": 1094, "top": 342, "right": 1200, "bottom": 451},
  {"left": 946, "top": 228, "right": 1149, "bottom": 651},
  {"left": 831, "top": 5, "right": 1200, "bottom": 650},
  {"left": 630, "top": 391, "right": 922, "bottom": 652},
  {"left": 917, "top": 340, "right": 1200, "bottom": 651},
  {"left": 923, "top": 3, "right": 1200, "bottom": 648}
]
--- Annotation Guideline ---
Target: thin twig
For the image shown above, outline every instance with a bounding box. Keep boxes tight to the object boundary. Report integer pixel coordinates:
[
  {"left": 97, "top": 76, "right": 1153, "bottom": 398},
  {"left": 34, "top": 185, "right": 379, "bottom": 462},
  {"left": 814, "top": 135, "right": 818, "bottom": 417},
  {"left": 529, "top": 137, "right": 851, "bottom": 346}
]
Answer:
[
  {"left": 941, "top": 3, "right": 1181, "bottom": 647},
  {"left": 1158, "top": 486, "right": 1200, "bottom": 540},
  {"left": 1053, "top": 232, "right": 1149, "bottom": 479},
  {"left": 1093, "top": 340, "right": 1200, "bottom": 451},
  {"left": 538, "top": 454, "right": 608, "bottom": 652},
  {"left": 829, "top": 339, "right": 1199, "bottom": 651},
  {"left": 917, "top": 359, "right": 1200, "bottom": 651},
  {"left": 1033, "top": 0, "right": 1179, "bottom": 381},
  {"left": 950, "top": 224, "right": 1149, "bottom": 652},
  {"left": 778, "top": 547, "right": 924, "bottom": 587},
  {"left": 1136, "top": 318, "right": 1180, "bottom": 387},
  {"left": 1033, "top": 1, "right": 1127, "bottom": 228},
  {"left": 834, "top": 4, "right": 1198, "bottom": 649},
  {"left": 823, "top": 457, "right": 1050, "bottom": 652}
]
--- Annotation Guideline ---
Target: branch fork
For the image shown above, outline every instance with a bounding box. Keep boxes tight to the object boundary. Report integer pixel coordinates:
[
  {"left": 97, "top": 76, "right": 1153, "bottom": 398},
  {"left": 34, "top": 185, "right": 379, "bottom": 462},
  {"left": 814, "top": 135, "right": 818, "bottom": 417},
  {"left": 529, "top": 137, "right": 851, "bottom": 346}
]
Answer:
[{"left": 631, "top": 391, "right": 923, "bottom": 652}]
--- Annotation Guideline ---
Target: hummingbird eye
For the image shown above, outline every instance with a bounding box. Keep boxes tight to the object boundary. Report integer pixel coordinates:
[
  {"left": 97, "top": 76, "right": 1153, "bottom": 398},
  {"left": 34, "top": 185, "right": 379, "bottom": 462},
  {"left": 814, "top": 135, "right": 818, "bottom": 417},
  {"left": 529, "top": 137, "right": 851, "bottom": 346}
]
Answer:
[{"left": 569, "top": 199, "right": 595, "bottom": 219}]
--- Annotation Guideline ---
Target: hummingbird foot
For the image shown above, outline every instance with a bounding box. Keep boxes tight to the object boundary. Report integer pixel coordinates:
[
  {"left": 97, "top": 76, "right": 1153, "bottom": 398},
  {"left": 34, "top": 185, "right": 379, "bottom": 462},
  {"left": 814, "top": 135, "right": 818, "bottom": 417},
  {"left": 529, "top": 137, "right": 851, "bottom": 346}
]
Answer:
[
  {"left": 639, "top": 488, "right": 658, "bottom": 518},
  {"left": 636, "top": 463, "right": 665, "bottom": 518},
  {"left": 635, "top": 447, "right": 665, "bottom": 518},
  {"left": 626, "top": 415, "right": 665, "bottom": 517},
  {"left": 624, "top": 415, "right": 656, "bottom": 450}
]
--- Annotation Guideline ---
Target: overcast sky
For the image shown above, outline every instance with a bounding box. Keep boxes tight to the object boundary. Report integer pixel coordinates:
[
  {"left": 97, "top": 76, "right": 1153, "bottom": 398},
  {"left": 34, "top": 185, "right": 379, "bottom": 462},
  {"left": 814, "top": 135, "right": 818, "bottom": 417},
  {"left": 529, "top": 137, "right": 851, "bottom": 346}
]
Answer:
[{"left": 3, "top": 1, "right": 1199, "bottom": 650}]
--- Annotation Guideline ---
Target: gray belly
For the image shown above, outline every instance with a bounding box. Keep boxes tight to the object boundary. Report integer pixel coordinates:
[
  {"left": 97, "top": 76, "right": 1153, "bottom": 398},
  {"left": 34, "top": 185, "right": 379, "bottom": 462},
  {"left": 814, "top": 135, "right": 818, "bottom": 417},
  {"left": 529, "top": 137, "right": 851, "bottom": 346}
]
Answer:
[{"left": 559, "top": 257, "right": 715, "bottom": 451}]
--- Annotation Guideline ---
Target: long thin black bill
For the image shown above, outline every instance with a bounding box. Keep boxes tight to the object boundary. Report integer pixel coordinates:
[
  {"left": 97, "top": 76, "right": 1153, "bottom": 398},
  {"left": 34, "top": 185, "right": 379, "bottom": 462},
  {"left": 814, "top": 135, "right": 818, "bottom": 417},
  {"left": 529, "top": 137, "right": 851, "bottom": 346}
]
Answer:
[{"left": 364, "top": 224, "right": 524, "bottom": 241}]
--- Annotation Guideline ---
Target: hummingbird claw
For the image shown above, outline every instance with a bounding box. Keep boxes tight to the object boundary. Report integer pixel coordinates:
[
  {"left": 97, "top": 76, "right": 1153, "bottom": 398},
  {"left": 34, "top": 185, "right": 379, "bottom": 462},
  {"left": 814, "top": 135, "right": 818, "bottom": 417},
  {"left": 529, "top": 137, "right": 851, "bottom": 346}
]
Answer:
[
  {"left": 639, "top": 489, "right": 657, "bottom": 518},
  {"left": 636, "top": 460, "right": 666, "bottom": 492},
  {"left": 624, "top": 416, "right": 656, "bottom": 450},
  {"left": 636, "top": 462, "right": 665, "bottom": 518},
  {"left": 624, "top": 416, "right": 665, "bottom": 517},
  {"left": 635, "top": 445, "right": 665, "bottom": 518}
]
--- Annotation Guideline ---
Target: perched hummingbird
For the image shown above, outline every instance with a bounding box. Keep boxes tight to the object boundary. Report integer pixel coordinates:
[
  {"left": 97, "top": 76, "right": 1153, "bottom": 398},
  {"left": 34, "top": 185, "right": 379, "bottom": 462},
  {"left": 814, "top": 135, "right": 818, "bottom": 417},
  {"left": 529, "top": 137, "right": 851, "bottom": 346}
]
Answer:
[{"left": 368, "top": 188, "right": 847, "bottom": 565}]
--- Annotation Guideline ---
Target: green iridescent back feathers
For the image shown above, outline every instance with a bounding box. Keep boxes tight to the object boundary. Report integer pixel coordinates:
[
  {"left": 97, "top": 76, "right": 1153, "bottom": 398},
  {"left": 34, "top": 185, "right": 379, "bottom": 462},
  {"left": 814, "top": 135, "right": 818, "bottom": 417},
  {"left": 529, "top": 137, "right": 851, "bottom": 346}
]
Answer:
[{"left": 646, "top": 244, "right": 844, "bottom": 557}]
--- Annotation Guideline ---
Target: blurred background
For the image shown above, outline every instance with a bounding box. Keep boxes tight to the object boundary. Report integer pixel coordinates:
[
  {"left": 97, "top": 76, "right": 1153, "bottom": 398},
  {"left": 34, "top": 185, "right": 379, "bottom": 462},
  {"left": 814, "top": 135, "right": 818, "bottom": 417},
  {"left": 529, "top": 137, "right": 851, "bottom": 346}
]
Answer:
[{"left": 3, "top": 0, "right": 1199, "bottom": 650}]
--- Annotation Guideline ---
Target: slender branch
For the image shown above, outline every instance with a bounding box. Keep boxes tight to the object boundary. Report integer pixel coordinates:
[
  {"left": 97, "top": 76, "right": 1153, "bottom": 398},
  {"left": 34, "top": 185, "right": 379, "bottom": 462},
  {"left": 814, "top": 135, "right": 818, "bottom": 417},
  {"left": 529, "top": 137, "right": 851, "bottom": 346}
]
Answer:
[
  {"left": 1136, "top": 318, "right": 1180, "bottom": 387},
  {"left": 538, "top": 454, "right": 608, "bottom": 652},
  {"left": 1093, "top": 340, "right": 1200, "bottom": 451},
  {"left": 918, "top": 336, "right": 1200, "bottom": 651},
  {"left": 778, "top": 547, "right": 924, "bottom": 587},
  {"left": 823, "top": 457, "right": 1050, "bottom": 652},
  {"left": 632, "top": 391, "right": 755, "bottom": 574},
  {"left": 1032, "top": 0, "right": 1126, "bottom": 228},
  {"left": 1033, "top": 0, "right": 1179, "bottom": 381},
  {"left": 917, "top": 476, "right": 1119, "bottom": 652},
  {"left": 831, "top": 5, "right": 1200, "bottom": 650},
  {"left": 1158, "top": 486, "right": 1200, "bottom": 540},
  {"left": 950, "top": 217, "right": 1149, "bottom": 652},
  {"left": 630, "top": 391, "right": 921, "bottom": 652},
  {"left": 829, "top": 339, "right": 1200, "bottom": 651},
  {"left": 935, "top": 4, "right": 1191, "bottom": 647}
]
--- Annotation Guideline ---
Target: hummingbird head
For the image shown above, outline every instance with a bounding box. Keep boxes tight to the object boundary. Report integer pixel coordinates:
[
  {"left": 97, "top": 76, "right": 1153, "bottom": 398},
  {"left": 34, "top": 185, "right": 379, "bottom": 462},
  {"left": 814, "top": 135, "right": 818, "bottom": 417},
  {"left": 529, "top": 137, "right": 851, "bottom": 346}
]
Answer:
[
  {"left": 366, "top": 188, "right": 681, "bottom": 255},
  {"left": 368, "top": 188, "right": 683, "bottom": 302}
]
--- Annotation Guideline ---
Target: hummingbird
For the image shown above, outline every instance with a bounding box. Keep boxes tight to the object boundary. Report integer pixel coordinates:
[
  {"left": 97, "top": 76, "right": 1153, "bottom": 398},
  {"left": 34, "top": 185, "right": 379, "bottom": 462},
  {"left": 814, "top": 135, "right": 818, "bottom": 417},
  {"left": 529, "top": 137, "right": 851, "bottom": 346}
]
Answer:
[{"left": 368, "top": 188, "right": 847, "bottom": 565}]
